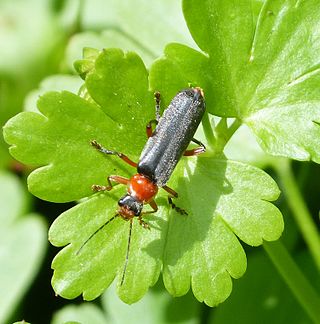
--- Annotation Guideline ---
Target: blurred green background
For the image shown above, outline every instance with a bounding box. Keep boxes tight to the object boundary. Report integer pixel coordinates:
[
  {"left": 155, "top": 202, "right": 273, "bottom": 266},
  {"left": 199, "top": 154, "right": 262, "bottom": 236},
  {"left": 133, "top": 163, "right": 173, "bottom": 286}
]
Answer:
[{"left": 0, "top": 1, "right": 319, "bottom": 323}]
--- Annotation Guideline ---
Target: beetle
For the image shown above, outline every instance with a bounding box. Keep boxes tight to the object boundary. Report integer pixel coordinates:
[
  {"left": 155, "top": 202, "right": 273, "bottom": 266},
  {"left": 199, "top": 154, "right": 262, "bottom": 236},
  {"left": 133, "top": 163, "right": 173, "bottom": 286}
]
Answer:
[{"left": 78, "top": 87, "right": 206, "bottom": 284}]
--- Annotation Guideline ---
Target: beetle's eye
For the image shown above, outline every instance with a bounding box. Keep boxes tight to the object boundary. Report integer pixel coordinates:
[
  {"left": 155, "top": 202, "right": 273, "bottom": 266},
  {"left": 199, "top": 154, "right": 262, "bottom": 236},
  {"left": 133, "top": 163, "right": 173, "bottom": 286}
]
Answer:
[{"left": 118, "top": 197, "right": 125, "bottom": 207}]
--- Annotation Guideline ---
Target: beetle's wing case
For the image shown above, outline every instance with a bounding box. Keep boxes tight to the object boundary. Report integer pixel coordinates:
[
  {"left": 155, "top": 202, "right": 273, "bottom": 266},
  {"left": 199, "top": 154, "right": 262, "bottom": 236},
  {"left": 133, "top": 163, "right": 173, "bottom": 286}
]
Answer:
[{"left": 137, "top": 88, "right": 205, "bottom": 187}]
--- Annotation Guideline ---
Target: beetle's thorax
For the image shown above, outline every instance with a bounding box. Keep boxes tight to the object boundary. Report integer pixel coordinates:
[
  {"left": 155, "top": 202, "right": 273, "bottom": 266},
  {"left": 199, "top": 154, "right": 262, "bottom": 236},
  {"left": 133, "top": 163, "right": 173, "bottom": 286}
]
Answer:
[{"left": 128, "top": 173, "right": 158, "bottom": 203}]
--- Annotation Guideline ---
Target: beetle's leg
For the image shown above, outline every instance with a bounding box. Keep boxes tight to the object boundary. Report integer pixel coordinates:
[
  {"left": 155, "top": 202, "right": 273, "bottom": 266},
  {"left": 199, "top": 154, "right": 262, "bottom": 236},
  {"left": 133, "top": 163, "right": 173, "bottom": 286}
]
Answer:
[
  {"left": 146, "top": 119, "right": 158, "bottom": 138},
  {"left": 138, "top": 216, "right": 150, "bottom": 229},
  {"left": 146, "top": 91, "right": 162, "bottom": 137},
  {"left": 184, "top": 138, "right": 206, "bottom": 156},
  {"left": 191, "top": 137, "right": 206, "bottom": 148},
  {"left": 91, "top": 140, "right": 137, "bottom": 167},
  {"left": 154, "top": 91, "right": 161, "bottom": 122},
  {"left": 168, "top": 197, "right": 188, "bottom": 215},
  {"left": 138, "top": 199, "right": 158, "bottom": 229},
  {"left": 163, "top": 186, "right": 188, "bottom": 215},
  {"left": 92, "top": 175, "right": 129, "bottom": 192},
  {"left": 162, "top": 185, "right": 178, "bottom": 198},
  {"left": 140, "top": 199, "right": 158, "bottom": 215},
  {"left": 148, "top": 199, "right": 158, "bottom": 213}
]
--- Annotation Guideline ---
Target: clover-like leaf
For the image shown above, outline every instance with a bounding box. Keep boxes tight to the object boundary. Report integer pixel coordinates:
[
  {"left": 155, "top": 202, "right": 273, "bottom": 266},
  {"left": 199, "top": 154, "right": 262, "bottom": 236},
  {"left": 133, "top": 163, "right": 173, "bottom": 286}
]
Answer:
[
  {"left": 3, "top": 49, "right": 154, "bottom": 202},
  {"left": 101, "top": 281, "right": 200, "bottom": 324},
  {"left": 49, "top": 155, "right": 282, "bottom": 305},
  {"left": 150, "top": 0, "right": 320, "bottom": 162},
  {"left": 0, "top": 172, "right": 47, "bottom": 324},
  {"left": 24, "top": 74, "right": 83, "bottom": 112},
  {"left": 52, "top": 303, "right": 108, "bottom": 324},
  {"left": 80, "top": 0, "right": 196, "bottom": 58},
  {"left": 159, "top": 158, "right": 282, "bottom": 305}
]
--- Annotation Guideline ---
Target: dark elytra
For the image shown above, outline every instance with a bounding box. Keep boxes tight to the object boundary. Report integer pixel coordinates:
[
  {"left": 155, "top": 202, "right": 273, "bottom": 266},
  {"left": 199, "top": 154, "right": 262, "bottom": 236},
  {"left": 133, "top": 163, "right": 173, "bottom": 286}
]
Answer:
[{"left": 137, "top": 88, "right": 206, "bottom": 187}]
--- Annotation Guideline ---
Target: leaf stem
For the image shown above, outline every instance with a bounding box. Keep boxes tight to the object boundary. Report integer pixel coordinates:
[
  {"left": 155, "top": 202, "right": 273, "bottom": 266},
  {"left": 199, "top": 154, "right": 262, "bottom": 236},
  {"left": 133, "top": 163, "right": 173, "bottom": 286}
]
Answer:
[
  {"left": 274, "top": 159, "right": 320, "bottom": 272},
  {"left": 69, "top": 0, "right": 84, "bottom": 35},
  {"left": 226, "top": 118, "right": 241, "bottom": 142},
  {"left": 263, "top": 241, "right": 320, "bottom": 323},
  {"left": 202, "top": 112, "right": 216, "bottom": 148},
  {"left": 214, "top": 118, "right": 241, "bottom": 153}
]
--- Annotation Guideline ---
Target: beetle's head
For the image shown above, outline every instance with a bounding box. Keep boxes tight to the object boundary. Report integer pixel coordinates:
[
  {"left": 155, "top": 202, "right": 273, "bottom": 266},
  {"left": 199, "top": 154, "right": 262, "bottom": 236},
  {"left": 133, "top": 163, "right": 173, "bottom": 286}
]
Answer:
[{"left": 118, "top": 194, "right": 143, "bottom": 219}]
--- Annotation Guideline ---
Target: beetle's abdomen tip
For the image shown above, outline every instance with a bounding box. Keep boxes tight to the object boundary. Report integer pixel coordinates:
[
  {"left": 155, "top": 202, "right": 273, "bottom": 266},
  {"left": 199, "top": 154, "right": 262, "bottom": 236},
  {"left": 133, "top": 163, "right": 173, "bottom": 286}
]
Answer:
[{"left": 194, "top": 86, "right": 205, "bottom": 99}]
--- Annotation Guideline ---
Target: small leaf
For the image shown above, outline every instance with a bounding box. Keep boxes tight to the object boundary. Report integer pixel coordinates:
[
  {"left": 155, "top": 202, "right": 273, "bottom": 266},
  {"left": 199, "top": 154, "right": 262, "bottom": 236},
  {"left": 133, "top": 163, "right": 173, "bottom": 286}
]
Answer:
[
  {"left": 85, "top": 48, "right": 154, "bottom": 127},
  {"left": 51, "top": 304, "right": 108, "bottom": 324},
  {"left": 74, "top": 47, "right": 100, "bottom": 79},
  {"left": 0, "top": 172, "right": 27, "bottom": 227},
  {"left": 150, "top": 0, "right": 320, "bottom": 162},
  {"left": 68, "top": 31, "right": 156, "bottom": 69},
  {"left": 80, "top": 0, "right": 196, "bottom": 58},
  {"left": 0, "top": 172, "right": 47, "bottom": 324},
  {"left": 101, "top": 281, "right": 200, "bottom": 324},
  {"left": 210, "top": 251, "right": 318, "bottom": 323},
  {"left": 224, "top": 124, "right": 276, "bottom": 168},
  {"left": 24, "top": 74, "right": 83, "bottom": 112}
]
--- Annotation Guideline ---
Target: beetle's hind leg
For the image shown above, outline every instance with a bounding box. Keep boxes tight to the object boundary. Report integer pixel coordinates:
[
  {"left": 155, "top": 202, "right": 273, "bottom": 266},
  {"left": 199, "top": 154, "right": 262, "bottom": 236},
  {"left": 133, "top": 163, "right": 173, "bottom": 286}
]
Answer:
[
  {"left": 184, "top": 137, "right": 206, "bottom": 156},
  {"left": 154, "top": 91, "right": 161, "bottom": 122},
  {"left": 163, "top": 185, "right": 188, "bottom": 215},
  {"left": 146, "top": 91, "right": 162, "bottom": 138},
  {"left": 168, "top": 197, "right": 188, "bottom": 216}
]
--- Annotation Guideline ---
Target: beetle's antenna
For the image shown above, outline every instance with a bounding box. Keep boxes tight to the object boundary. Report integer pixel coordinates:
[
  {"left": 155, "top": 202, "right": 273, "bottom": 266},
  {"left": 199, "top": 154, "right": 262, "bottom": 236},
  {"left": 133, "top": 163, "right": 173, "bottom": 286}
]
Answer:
[
  {"left": 120, "top": 219, "right": 133, "bottom": 285},
  {"left": 76, "top": 214, "right": 119, "bottom": 255}
]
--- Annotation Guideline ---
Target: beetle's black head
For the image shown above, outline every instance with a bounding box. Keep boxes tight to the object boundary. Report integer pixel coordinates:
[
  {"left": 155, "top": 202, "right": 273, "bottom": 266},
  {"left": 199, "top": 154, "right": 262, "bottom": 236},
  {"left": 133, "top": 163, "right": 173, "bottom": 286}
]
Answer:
[{"left": 118, "top": 194, "right": 143, "bottom": 218}]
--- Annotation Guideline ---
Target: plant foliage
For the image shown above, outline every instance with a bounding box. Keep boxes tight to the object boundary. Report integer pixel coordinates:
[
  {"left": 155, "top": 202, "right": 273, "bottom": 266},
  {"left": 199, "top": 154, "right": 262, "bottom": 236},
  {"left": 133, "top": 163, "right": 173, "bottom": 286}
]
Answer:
[{"left": 4, "top": 0, "right": 320, "bottom": 306}]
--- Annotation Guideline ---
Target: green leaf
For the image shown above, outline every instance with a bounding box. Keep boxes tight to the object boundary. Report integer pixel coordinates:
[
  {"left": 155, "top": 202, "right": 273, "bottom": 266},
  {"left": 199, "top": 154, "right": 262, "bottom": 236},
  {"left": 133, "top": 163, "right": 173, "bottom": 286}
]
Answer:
[
  {"left": 0, "top": 172, "right": 27, "bottom": 226},
  {"left": 74, "top": 47, "right": 101, "bottom": 80},
  {"left": 224, "top": 123, "right": 276, "bottom": 168},
  {"left": 0, "top": 172, "right": 47, "bottom": 324},
  {"left": 3, "top": 49, "right": 154, "bottom": 202},
  {"left": 150, "top": 0, "right": 320, "bottom": 162},
  {"left": 0, "top": 0, "right": 63, "bottom": 74},
  {"left": 49, "top": 186, "right": 165, "bottom": 302},
  {"left": 67, "top": 31, "right": 156, "bottom": 70},
  {"left": 80, "top": 0, "right": 196, "bottom": 56},
  {"left": 85, "top": 48, "right": 154, "bottom": 127},
  {"left": 210, "top": 251, "right": 318, "bottom": 324},
  {"left": 24, "top": 75, "right": 83, "bottom": 113},
  {"left": 101, "top": 280, "right": 200, "bottom": 324},
  {"left": 49, "top": 156, "right": 282, "bottom": 305},
  {"left": 4, "top": 91, "right": 121, "bottom": 202},
  {"left": 51, "top": 303, "right": 108, "bottom": 324},
  {"left": 160, "top": 158, "right": 282, "bottom": 305}
]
